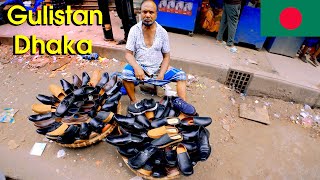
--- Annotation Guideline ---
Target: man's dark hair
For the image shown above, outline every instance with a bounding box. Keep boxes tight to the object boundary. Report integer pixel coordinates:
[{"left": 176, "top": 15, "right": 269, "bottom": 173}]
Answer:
[{"left": 140, "top": 0, "right": 157, "bottom": 9}]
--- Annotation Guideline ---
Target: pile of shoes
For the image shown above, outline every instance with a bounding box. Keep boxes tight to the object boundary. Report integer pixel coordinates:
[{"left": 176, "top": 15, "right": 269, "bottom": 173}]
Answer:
[
  {"left": 28, "top": 70, "right": 123, "bottom": 146},
  {"left": 105, "top": 96, "right": 212, "bottom": 178}
]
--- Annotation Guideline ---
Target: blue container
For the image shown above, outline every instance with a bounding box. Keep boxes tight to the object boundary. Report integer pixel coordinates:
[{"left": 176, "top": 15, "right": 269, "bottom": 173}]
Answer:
[
  {"left": 154, "top": 0, "right": 202, "bottom": 33},
  {"left": 234, "top": 6, "right": 266, "bottom": 50},
  {"left": 265, "top": 37, "right": 305, "bottom": 58}
]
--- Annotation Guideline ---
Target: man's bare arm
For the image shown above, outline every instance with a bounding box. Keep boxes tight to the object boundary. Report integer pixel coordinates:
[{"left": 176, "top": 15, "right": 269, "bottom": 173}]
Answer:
[
  {"left": 125, "top": 50, "right": 145, "bottom": 80},
  {"left": 157, "top": 52, "right": 170, "bottom": 80}
]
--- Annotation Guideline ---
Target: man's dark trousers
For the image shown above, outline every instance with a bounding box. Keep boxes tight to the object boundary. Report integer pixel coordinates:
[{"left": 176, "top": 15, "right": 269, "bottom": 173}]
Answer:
[{"left": 216, "top": 3, "right": 241, "bottom": 46}]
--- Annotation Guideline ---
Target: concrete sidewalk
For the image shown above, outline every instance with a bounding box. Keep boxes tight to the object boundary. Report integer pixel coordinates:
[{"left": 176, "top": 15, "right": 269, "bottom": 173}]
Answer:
[{"left": 0, "top": 12, "right": 320, "bottom": 106}]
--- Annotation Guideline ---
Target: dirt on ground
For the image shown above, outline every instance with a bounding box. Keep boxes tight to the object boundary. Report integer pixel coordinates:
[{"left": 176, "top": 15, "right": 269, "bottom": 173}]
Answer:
[{"left": 0, "top": 44, "right": 320, "bottom": 180}]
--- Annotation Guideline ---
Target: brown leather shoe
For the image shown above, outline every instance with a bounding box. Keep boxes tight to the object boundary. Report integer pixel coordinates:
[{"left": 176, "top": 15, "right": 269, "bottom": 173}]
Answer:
[
  {"left": 62, "top": 114, "right": 90, "bottom": 125},
  {"left": 49, "top": 84, "right": 66, "bottom": 101},
  {"left": 46, "top": 123, "right": 69, "bottom": 137},
  {"left": 34, "top": 118, "right": 61, "bottom": 128}
]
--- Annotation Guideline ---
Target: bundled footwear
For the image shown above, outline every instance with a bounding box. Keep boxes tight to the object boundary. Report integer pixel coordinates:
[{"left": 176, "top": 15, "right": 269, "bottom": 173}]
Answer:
[
  {"left": 36, "top": 94, "right": 59, "bottom": 106},
  {"left": 105, "top": 133, "right": 144, "bottom": 146},
  {"left": 151, "top": 133, "right": 183, "bottom": 148},
  {"left": 128, "top": 99, "right": 158, "bottom": 115},
  {"left": 128, "top": 145, "right": 158, "bottom": 169}
]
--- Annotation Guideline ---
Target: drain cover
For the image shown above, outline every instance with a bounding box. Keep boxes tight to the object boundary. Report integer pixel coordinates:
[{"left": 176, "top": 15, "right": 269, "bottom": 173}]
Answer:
[{"left": 225, "top": 69, "right": 253, "bottom": 93}]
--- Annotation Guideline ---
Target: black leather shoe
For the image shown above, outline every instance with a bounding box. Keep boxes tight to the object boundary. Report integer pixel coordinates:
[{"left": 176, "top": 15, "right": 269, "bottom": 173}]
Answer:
[
  {"left": 151, "top": 117, "right": 180, "bottom": 128},
  {"left": 165, "top": 147, "right": 177, "bottom": 167},
  {"left": 151, "top": 133, "right": 183, "bottom": 148},
  {"left": 95, "top": 111, "right": 114, "bottom": 123},
  {"left": 60, "top": 79, "right": 74, "bottom": 94},
  {"left": 105, "top": 91, "right": 122, "bottom": 103},
  {"left": 152, "top": 150, "right": 165, "bottom": 165},
  {"left": 88, "top": 118, "right": 105, "bottom": 133},
  {"left": 119, "top": 126, "right": 149, "bottom": 139},
  {"left": 159, "top": 96, "right": 171, "bottom": 107},
  {"left": 72, "top": 74, "right": 82, "bottom": 89},
  {"left": 137, "top": 160, "right": 153, "bottom": 176},
  {"left": 176, "top": 144, "right": 193, "bottom": 176},
  {"left": 128, "top": 145, "right": 158, "bottom": 169},
  {"left": 29, "top": 112, "right": 54, "bottom": 122},
  {"left": 181, "top": 128, "right": 200, "bottom": 141},
  {"left": 152, "top": 167, "right": 167, "bottom": 178},
  {"left": 154, "top": 103, "right": 165, "bottom": 119},
  {"left": 105, "top": 81, "right": 123, "bottom": 96},
  {"left": 198, "top": 127, "right": 211, "bottom": 161},
  {"left": 182, "top": 141, "right": 198, "bottom": 152},
  {"left": 105, "top": 133, "right": 144, "bottom": 146},
  {"left": 55, "top": 93, "right": 76, "bottom": 117},
  {"left": 181, "top": 117, "right": 212, "bottom": 127},
  {"left": 36, "top": 122, "right": 62, "bottom": 135},
  {"left": 135, "top": 114, "right": 151, "bottom": 128},
  {"left": 36, "top": 94, "right": 59, "bottom": 105},
  {"left": 101, "top": 101, "right": 118, "bottom": 113},
  {"left": 74, "top": 86, "right": 95, "bottom": 96},
  {"left": 112, "top": 114, "right": 144, "bottom": 131},
  {"left": 79, "top": 123, "right": 92, "bottom": 140},
  {"left": 117, "top": 146, "right": 140, "bottom": 158},
  {"left": 56, "top": 125, "right": 80, "bottom": 144},
  {"left": 103, "top": 74, "right": 117, "bottom": 92},
  {"left": 82, "top": 72, "right": 90, "bottom": 87},
  {"left": 96, "top": 72, "right": 109, "bottom": 88}
]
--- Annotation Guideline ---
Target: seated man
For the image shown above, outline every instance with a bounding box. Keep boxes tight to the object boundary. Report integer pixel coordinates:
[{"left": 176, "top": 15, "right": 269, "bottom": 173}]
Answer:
[{"left": 122, "top": 0, "right": 187, "bottom": 105}]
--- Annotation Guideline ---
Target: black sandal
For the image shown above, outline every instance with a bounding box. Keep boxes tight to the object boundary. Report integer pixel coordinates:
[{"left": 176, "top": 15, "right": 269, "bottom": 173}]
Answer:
[{"left": 117, "top": 39, "right": 127, "bottom": 45}]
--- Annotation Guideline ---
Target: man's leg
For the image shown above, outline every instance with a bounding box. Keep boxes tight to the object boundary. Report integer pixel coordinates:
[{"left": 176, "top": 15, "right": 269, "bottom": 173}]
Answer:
[
  {"left": 123, "top": 80, "right": 137, "bottom": 103},
  {"left": 122, "top": 64, "right": 139, "bottom": 103},
  {"left": 216, "top": 4, "right": 227, "bottom": 42},
  {"left": 226, "top": 4, "right": 241, "bottom": 47},
  {"left": 163, "top": 67, "right": 187, "bottom": 100},
  {"left": 177, "top": 80, "right": 186, "bottom": 101}
]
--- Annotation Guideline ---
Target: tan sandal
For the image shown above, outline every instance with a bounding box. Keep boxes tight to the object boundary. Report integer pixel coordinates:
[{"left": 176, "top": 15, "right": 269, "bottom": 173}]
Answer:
[
  {"left": 89, "top": 70, "right": 101, "bottom": 87},
  {"left": 147, "top": 126, "right": 179, "bottom": 139},
  {"left": 32, "top": 104, "right": 56, "bottom": 114},
  {"left": 49, "top": 84, "right": 66, "bottom": 101}
]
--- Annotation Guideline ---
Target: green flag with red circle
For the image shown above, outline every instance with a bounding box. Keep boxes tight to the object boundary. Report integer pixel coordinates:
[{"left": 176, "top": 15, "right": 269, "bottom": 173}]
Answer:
[{"left": 261, "top": 0, "right": 319, "bottom": 36}]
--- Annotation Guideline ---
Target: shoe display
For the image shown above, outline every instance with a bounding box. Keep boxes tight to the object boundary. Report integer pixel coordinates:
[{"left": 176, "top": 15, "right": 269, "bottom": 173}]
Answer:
[{"left": 28, "top": 71, "right": 122, "bottom": 148}]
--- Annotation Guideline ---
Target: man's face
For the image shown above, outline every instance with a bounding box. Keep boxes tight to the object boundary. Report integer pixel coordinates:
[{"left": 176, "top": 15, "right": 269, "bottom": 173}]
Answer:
[{"left": 141, "top": 1, "right": 157, "bottom": 27}]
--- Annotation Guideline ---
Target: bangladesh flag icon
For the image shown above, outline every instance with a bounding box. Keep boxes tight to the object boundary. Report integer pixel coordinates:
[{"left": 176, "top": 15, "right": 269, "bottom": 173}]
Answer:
[{"left": 261, "top": 0, "right": 319, "bottom": 36}]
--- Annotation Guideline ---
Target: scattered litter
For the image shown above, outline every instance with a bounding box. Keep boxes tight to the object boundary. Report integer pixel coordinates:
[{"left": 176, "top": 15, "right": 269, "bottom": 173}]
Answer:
[
  {"left": 314, "top": 115, "right": 320, "bottom": 124},
  {"left": 222, "top": 124, "right": 230, "bottom": 131},
  {"left": 290, "top": 115, "right": 295, "bottom": 121},
  {"left": 130, "top": 176, "right": 143, "bottom": 180},
  {"left": 30, "top": 142, "right": 47, "bottom": 156},
  {"left": 57, "top": 149, "right": 66, "bottom": 158},
  {"left": 0, "top": 108, "right": 19, "bottom": 123},
  {"left": 274, "top": 113, "right": 280, "bottom": 118},
  {"left": 240, "top": 93, "right": 246, "bottom": 100},
  {"left": 300, "top": 111, "right": 309, "bottom": 118},
  {"left": 115, "top": 169, "right": 121, "bottom": 173},
  {"left": 81, "top": 53, "right": 99, "bottom": 60},
  {"left": 254, "top": 100, "right": 259, "bottom": 104},
  {"left": 246, "top": 58, "right": 258, "bottom": 65},
  {"left": 118, "top": 162, "right": 123, "bottom": 167},
  {"left": 302, "top": 117, "right": 313, "bottom": 128},
  {"left": 304, "top": 104, "right": 312, "bottom": 111},
  {"left": 264, "top": 102, "right": 271, "bottom": 106},
  {"left": 239, "top": 104, "right": 270, "bottom": 125},
  {"left": 301, "top": 109, "right": 305, "bottom": 112},
  {"left": 230, "top": 97, "right": 236, "bottom": 105},
  {"left": 8, "top": 140, "right": 20, "bottom": 150},
  {"left": 112, "top": 58, "right": 119, "bottom": 62}
]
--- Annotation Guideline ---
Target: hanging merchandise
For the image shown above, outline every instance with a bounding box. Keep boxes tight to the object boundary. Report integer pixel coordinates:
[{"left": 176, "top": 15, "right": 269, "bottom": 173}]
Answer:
[
  {"left": 28, "top": 70, "right": 122, "bottom": 148},
  {"left": 105, "top": 96, "right": 213, "bottom": 179}
]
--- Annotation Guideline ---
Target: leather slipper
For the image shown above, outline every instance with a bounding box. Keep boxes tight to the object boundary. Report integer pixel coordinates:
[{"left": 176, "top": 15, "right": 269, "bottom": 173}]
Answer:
[
  {"left": 147, "top": 126, "right": 179, "bottom": 139},
  {"left": 89, "top": 70, "right": 101, "bottom": 87},
  {"left": 49, "top": 84, "right": 66, "bottom": 101},
  {"left": 46, "top": 123, "right": 69, "bottom": 137},
  {"left": 32, "top": 104, "right": 56, "bottom": 114},
  {"left": 151, "top": 133, "right": 183, "bottom": 148},
  {"left": 177, "top": 144, "right": 193, "bottom": 176}
]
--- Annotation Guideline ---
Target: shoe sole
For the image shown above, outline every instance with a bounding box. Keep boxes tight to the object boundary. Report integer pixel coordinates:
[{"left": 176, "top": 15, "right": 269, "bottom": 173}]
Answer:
[
  {"left": 147, "top": 126, "right": 179, "bottom": 139},
  {"left": 128, "top": 103, "right": 158, "bottom": 115}
]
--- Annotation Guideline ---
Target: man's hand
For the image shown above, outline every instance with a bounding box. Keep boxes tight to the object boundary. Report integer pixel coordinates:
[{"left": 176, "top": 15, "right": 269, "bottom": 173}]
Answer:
[
  {"left": 134, "top": 66, "right": 145, "bottom": 80},
  {"left": 156, "top": 73, "right": 164, "bottom": 80}
]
